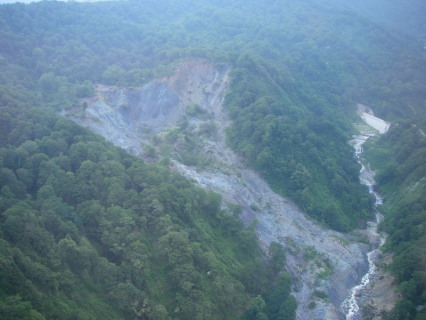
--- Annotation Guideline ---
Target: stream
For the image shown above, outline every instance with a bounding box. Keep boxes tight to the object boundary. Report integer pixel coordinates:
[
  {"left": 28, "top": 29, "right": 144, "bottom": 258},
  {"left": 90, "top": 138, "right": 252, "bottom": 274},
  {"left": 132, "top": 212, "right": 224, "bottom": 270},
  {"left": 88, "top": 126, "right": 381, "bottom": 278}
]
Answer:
[{"left": 341, "top": 133, "right": 387, "bottom": 320}]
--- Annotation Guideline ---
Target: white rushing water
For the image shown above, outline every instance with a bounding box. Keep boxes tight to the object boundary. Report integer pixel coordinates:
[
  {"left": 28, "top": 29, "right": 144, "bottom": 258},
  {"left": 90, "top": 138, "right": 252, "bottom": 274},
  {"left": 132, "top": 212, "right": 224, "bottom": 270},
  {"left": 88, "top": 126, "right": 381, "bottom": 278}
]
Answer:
[{"left": 341, "top": 133, "right": 387, "bottom": 320}]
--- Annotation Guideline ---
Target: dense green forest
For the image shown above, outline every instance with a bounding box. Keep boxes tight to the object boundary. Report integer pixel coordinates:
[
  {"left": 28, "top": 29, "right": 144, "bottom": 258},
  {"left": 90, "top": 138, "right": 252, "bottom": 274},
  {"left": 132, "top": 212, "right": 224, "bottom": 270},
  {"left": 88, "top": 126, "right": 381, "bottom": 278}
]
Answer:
[
  {"left": 364, "top": 118, "right": 426, "bottom": 320},
  {"left": 0, "top": 0, "right": 426, "bottom": 319},
  {"left": 0, "top": 0, "right": 406, "bottom": 231},
  {"left": 0, "top": 101, "right": 298, "bottom": 319},
  {"left": 0, "top": 0, "right": 424, "bottom": 231}
]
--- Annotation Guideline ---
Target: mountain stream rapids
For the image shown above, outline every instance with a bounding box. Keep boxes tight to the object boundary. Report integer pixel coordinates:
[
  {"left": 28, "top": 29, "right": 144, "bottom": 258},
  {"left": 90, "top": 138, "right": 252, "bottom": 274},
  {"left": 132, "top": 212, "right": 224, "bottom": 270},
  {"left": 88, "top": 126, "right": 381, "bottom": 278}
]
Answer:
[{"left": 341, "top": 133, "right": 387, "bottom": 320}]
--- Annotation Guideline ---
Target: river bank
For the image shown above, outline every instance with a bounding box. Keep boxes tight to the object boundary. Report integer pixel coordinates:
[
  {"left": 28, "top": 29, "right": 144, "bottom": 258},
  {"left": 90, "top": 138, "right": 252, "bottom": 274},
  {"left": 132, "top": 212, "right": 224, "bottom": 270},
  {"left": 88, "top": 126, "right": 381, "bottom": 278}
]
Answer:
[
  {"left": 357, "top": 252, "right": 399, "bottom": 320},
  {"left": 343, "top": 130, "right": 397, "bottom": 319}
]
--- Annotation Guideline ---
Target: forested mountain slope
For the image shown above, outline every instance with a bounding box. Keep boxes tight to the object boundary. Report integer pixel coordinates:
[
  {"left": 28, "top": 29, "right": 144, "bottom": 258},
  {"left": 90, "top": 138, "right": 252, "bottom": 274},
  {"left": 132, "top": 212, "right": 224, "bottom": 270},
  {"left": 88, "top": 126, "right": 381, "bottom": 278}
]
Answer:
[
  {"left": 3, "top": 0, "right": 424, "bottom": 231},
  {"left": 0, "top": 0, "right": 426, "bottom": 319},
  {"left": 365, "top": 118, "right": 426, "bottom": 320},
  {"left": 0, "top": 100, "right": 297, "bottom": 319}
]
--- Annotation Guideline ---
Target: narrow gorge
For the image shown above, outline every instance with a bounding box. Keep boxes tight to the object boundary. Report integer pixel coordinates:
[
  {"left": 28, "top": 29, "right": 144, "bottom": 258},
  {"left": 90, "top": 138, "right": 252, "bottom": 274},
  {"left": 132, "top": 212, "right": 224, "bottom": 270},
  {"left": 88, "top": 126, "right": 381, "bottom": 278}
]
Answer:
[{"left": 65, "top": 61, "right": 394, "bottom": 320}]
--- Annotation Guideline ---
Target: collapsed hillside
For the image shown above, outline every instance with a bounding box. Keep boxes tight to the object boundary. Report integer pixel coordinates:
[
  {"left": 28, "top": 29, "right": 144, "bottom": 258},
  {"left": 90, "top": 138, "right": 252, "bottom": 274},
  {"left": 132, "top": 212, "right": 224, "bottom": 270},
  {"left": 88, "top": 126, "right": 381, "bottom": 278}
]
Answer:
[
  {"left": 66, "top": 61, "right": 377, "bottom": 320},
  {"left": 66, "top": 61, "right": 229, "bottom": 156},
  {"left": 1, "top": 0, "right": 425, "bottom": 319}
]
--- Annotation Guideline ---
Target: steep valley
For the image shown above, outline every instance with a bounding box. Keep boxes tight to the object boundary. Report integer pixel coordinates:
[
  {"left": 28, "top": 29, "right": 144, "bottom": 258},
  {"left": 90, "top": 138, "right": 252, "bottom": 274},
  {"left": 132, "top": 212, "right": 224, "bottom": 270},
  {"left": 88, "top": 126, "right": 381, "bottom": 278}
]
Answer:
[
  {"left": 65, "top": 60, "right": 390, "bottom": 320},
  {"left": 1, "top": 1, "right": 425, "bottom": 319}
]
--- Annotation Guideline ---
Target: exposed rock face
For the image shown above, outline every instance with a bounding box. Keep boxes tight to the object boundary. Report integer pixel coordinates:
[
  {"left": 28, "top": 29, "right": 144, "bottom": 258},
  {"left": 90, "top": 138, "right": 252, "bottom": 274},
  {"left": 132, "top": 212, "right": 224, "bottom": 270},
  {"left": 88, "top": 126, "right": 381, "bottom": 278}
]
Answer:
[
  {"left": 77, "top": 82, "right": 181, "bottom": 155},
  {"left": 65, "top": 60, "right": 378, "bottom": 320},
  {"left": 69, "top": 61, "right": 229, "bottom": 156}
]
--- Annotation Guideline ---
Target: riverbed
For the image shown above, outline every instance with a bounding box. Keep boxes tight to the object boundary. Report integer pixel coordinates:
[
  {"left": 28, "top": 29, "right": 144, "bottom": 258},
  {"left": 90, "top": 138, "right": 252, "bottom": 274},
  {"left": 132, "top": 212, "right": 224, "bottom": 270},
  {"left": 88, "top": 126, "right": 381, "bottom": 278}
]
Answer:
[{"left": 342, "top": 133, "right": 390, "bottom": 320}]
